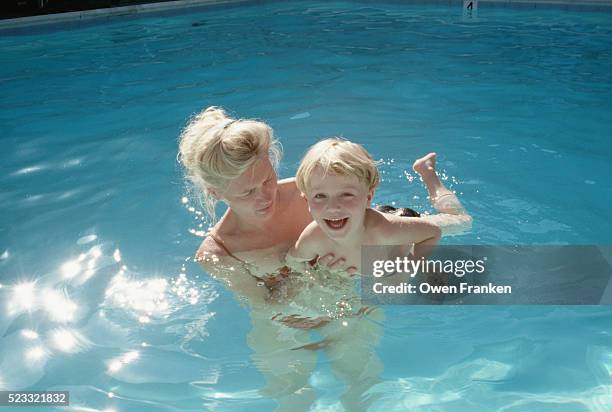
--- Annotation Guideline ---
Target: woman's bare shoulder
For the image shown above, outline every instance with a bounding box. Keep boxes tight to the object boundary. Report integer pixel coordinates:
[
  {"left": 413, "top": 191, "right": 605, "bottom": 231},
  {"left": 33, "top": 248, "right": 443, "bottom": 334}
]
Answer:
[
  {"left": 277, "top": 176, "right": 297, "bottom": 186},
  {"left": 278, "top": 177, "right": 303, "bottom": 196},
  {"left": 198, "top": 235, "right": 225, "bottom": 254},
  {"left": 195, "top": 236, "right": 230, "bottom": 267},
  {"left": 278, "top": 177, "right": 309, "bottom": 211}
]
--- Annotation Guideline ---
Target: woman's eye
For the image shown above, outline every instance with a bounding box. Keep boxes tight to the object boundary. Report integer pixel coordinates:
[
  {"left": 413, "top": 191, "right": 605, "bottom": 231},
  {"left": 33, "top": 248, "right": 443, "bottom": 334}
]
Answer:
[
  {"left": 242, "top": 189, "right": 255, "bottom": 197},
  {"left": 313, "top": 194, "right": 326, "bottom": 199},
  {"left": 342, "top": 193, "right": 355, "bottom": 197}
]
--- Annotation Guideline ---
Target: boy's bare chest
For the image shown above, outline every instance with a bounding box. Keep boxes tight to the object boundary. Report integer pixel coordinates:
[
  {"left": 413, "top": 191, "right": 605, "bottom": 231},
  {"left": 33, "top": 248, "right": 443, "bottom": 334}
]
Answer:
[{"left": 316, "top": 241, "right": 410, "bottom": 274}]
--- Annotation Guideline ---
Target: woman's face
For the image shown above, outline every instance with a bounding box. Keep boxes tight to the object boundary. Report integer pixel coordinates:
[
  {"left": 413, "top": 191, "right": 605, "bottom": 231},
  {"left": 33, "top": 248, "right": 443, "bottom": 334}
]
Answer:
[{"left": 221, "top": 156, "right": 279, "bottom": 222}]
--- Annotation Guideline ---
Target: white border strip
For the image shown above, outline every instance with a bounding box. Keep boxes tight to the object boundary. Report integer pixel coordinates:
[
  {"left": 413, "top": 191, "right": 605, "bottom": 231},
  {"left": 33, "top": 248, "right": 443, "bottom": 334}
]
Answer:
[
  {"left": 1, "top": 0, "right": 611, "bottom": 30},
  {"left": 0, "top": 0, "right": 248, "bottom": 29}
]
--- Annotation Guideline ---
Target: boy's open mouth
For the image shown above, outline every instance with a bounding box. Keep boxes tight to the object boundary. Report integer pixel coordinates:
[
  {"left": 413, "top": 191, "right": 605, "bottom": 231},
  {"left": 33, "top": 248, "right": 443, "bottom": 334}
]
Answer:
[{"left": 324, "top": 217, "right": 349, "bottom": 230}]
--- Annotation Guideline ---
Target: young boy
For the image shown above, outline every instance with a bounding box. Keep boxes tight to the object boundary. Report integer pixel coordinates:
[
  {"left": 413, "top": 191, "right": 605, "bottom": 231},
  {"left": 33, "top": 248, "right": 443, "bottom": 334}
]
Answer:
[{"left": 287, "top": 137, "right": 445, "bottom": 273}]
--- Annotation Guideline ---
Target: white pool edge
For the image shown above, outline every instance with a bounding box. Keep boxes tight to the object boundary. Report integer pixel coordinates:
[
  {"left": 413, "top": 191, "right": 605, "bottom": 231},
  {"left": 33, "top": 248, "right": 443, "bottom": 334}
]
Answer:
[
  {"left": 0, "top": 0, "right": 249, "bottom": 29},
  {"left": 1, "top": 0, "right": 611, "bottom": 30}
]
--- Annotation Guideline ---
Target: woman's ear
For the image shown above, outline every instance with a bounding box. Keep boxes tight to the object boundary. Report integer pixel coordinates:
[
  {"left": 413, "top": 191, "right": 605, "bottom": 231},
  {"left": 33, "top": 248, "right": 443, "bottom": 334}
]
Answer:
[
  {"left": 367, "top": 188, "right": 375, "bottom": 203},
  {"left": 208, "top": 188, "right": 219, "bottom": 199}
]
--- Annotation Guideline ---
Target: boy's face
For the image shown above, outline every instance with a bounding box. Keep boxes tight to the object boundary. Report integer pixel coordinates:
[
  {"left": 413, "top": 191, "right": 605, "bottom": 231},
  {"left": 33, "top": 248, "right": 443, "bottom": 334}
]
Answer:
[{"left": 305, "top": 168, "right": 373, "bottom": 241}]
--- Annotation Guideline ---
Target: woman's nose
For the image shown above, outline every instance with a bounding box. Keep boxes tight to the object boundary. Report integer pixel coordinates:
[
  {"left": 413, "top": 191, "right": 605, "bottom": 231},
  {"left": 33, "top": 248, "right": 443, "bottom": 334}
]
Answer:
[{"left": 257, "top": 184, "right": 274, "bottom": 203}]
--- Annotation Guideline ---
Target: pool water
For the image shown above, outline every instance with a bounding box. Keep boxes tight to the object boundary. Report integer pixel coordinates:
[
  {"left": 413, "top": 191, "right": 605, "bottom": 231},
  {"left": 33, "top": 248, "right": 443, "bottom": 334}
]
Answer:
[{"left": 1, "top": 1, "right": 612, "bottom": 410}]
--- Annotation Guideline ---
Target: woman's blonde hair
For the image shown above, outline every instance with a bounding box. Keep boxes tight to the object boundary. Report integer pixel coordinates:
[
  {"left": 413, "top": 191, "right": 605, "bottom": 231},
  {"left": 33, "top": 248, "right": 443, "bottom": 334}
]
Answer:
[
  {"left": 296, "top": 137, "right": 379, "bottom": 195},
  {"left": 178, "top": 106, "right": 282, "bottom": 222}
]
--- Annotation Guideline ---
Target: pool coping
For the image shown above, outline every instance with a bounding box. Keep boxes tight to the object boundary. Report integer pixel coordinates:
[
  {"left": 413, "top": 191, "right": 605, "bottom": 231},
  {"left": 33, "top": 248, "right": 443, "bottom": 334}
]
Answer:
[
  {"left": 1, "top": 0, "right": 611, "bottom": 30},
  {"left": 0, "top": 0, "right": 251, "bottom": 29}
]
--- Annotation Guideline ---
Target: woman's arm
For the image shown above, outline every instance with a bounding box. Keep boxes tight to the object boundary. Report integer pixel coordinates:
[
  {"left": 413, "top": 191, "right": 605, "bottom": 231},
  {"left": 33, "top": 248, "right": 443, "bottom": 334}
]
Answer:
[
  {"left": 196, "top": 237, "right": 272, "bottom": 310},
  {"left": 198, "top": 239, "right": 331, "bottom": 328}
]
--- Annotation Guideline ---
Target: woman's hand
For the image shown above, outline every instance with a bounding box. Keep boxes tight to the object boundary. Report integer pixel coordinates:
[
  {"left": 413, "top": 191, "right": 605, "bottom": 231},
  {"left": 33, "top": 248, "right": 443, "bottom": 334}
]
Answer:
[
  {"left": 272, "top": 313, "right": 331, "bottom": 329},
  {"left": 312, "top": 254, "right": 357, "bottom": 274}
]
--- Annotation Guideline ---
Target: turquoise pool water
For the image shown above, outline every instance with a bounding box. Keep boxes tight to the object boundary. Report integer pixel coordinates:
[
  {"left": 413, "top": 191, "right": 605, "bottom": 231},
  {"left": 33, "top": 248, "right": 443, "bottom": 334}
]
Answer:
[{"left": 1, "top": 1, "right": 611, "bottom": 410}]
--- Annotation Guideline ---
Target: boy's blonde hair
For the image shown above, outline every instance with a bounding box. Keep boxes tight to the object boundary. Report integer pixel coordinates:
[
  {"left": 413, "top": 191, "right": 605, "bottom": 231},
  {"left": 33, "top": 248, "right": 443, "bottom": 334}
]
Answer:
[
  {"left": 178, "top": 106, "right": 282, "bottom": 222},
  {"left": 296, "top": 137, "right": 379, "bottom": 194}
]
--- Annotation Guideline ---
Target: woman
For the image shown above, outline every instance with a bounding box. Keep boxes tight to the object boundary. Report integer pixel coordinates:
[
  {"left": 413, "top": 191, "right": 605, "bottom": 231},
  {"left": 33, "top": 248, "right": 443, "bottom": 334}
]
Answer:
[
  {"left": 179, "top": 106, "right": 330, "bottom": 309},
  {"left": 178, "top": 106, "right": 472, "bottom": 411}
]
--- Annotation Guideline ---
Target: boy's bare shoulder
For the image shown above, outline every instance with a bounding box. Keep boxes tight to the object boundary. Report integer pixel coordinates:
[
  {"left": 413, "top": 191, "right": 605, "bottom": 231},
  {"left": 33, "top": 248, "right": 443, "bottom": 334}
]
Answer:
[
  {"left": 293, "top": 221, "right": 327, "bottom": 257},
  {"left": 297, "top": 220, "right": 326, "bottom": 244},
  {"left": 368, "top": 207, "right": 424, "bottom": 225},
  {"left": 366, "top": 208, "right": 437, "bottom": 243},
  {"left": 365, "top": 208, "right": 394, "bottom": 230}
]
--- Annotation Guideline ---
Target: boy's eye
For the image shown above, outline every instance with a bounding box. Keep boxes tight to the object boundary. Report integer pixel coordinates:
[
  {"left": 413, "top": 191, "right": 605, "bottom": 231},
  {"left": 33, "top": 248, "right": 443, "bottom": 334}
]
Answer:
[
  {"left": 313, "top": 193, "right": 327, "bottom": 199},
  {"left": 342, "top": 193, "right": 355, "bottom": 197},
  {"left": 241, "top": 189, "right": 255, "bottom": 197}
]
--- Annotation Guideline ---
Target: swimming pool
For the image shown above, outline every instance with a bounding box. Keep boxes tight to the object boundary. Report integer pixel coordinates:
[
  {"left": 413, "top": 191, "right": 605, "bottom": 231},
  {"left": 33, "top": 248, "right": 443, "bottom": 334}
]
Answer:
[{"left": 1, "top": 0, "right": 612, "bottom": 410}]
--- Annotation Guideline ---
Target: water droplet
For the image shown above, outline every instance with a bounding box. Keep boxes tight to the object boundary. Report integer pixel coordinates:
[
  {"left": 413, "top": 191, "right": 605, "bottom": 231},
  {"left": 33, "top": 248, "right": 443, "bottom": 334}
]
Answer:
[
  {"left": 77, "top": 234, "right": 97, "bottom": 245},
  {"left": 290, "top": 112, "right": 311, "bottom": 120}
]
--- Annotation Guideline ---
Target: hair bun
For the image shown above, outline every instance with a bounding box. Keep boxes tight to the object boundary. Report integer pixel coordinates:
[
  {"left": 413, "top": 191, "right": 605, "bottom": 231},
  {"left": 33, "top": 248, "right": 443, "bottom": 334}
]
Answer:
[{"left": 196, "top": 106, "right": 229, "bottom": 123}]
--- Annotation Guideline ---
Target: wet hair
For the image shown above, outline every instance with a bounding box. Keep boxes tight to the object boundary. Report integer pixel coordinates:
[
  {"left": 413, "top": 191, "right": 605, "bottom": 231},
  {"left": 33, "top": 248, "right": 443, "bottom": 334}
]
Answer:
[
  {"left": 178, "top": 106, "right": 282, "bottom": 222},
  {"left": 296, "top": 137, "right": 380, "bottom": 195}
]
